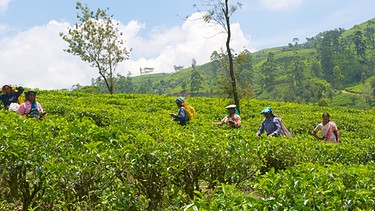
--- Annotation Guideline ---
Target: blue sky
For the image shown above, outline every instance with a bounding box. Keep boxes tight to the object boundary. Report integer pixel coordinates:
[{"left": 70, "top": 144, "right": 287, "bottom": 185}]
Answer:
[{"left": 1, "top": 0, "right": 375, "bottom": 89}]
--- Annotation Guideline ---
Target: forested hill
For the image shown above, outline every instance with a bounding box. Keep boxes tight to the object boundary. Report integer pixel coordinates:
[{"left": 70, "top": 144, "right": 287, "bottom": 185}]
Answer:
[{"left": 86, "top": 17, "right": 375, "bottom": 109}]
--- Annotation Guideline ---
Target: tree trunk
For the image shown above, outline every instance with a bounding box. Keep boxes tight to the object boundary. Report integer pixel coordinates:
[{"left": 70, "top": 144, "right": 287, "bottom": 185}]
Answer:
[{"left": 224, "top": 0, "right": 240, "bottom": 112}]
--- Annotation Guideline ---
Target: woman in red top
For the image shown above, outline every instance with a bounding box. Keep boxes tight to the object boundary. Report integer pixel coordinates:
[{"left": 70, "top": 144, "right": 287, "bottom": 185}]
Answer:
[{"left": 213, "top": 104, "right": 241, "bottom": 128}]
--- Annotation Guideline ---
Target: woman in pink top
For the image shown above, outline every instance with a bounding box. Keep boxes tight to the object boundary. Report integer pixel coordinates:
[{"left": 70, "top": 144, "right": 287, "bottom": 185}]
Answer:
[
  {"left": 18, "top": 90, "right": 46, "bottom": 118},
  {"left": 311, "top": 112, "right": 341, "bottom": 143}
]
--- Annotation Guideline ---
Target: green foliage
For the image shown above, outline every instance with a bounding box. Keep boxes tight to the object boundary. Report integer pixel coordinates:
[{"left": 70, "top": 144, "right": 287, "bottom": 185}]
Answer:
[
  {"left": 101, "top": 17, "right": 375, "bottom": 110},
  {"left": 255, "top": 163, "right": 375, "bottom": 210},
  {"left": 200, "top": 0, "right": 242, "bottom": 109},
  {"left": 60, "top": 2, "right": 131, "bottom": 94},
  {"left": 1, "top": 91, "right": 375, "bottom": 210},
  {"left": 72, "top": 85, "right": 101, "bottom": 94},
  {"left": 185, "top": 184, "right": 258, "bottom": 210},
  {"left": 317, "top": 98, "right": 329, "bottom": 106},
  {"left": 190, "top": 67, "right": 203, "bottom": 95}
]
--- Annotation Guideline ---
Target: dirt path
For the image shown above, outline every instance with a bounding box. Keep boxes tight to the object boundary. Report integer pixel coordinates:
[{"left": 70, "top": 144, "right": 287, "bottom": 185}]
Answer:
[{"left": 340, "top": 90, "right": 359, "bottom": 95}]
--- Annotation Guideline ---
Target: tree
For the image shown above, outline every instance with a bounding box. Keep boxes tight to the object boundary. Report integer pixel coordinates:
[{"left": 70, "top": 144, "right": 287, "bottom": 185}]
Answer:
[
  {"left": 154, "top": 79, "right": 167, "bottom": 95},
  {"left": 191, "top": 58, "right": 197, "bottom": 69},
  {"left": 137, "top": 79, "right": 152, "bottom": 94},
  {"left": 116, "top": 72, "right": 135, "bottom": 93},
  {"left": 286, "top": 54, "right": 304, "bottom": 100},
  {"left": 77, "top": 85, "right": 101, "bottom": 94},
  {"left": 71, "top": 83, "right": 83, "bottom": 91},
  {"left": 181, "top": 80, "right": 187, "bottom": 90},
  {"left": 293, "top": 37, "right": 299, "bottom": 46},
  {"left": 311, "top": 60, "right": 323, "bottom": 78},
  {"left": 353, "top": 30, "right": 366, "bottom": 62},
  {"left": 209, "top": 50, "right": 222, "bottom": 82},
  {"left": 235, "top": 50, "right": 254, "bottom": 98},
  {"left": 291, "top": 55, "right": 304, "bottom": 88},
  {"left": 199, "top": 0, "right": 242, "bottom": 112},
  {"left": 317, "top": 29, "right": 343, "bottom": 85},
  {"left": 333, "top": 65, "right": 344, "bottom": 89},
  {"left": 361, "top": 80, "right": 375, "bottom": 107},
  {"left": 299, "top": 79, "right": 332, "bottom": 104},
  {"left": 260, "top": 52, "right": 277, "bottom": 93},
  {"left": 142, "top": 67, "right": 154, "bottom": 74},
  {"left": 289, "top": 37, "right": 299, "bottom": 50},
  {"left": 91, "top": 76, "right": 108, "bottom": 93},
  {"left": 60, "top": 2, "right": 131, "bottom": 94},
  {"left": 173, "top": 65, "right": 184, "bottom": 72},
  {"left": 364, "top": 21, "right": 375, "bottom": 73},
  {"left": 190, "top": 58, "right": 203, "bottom": 94}
]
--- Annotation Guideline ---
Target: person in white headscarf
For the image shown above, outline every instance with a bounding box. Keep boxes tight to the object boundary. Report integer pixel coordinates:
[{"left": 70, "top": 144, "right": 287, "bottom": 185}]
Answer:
[{"left": 212, "top": 104, "right": 241, "bottom": 128}]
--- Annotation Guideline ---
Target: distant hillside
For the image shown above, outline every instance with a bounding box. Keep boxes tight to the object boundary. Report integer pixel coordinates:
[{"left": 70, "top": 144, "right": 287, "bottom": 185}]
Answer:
[{"left": 88, "top": 17, "right": 375, "bottom": 109}]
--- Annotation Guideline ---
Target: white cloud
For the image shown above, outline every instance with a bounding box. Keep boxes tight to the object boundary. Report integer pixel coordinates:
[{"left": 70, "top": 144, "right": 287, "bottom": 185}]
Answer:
[
  {"left": 118, "top": 12, "right": 252, "bottom": 76},
  {"left": 0, "top": 0, "right": 10, "bottom": 13},
  {"left": 0, "top": 12, "right": 252, "bottom": 89},
  {"left": 260, "top": 0, "right": 302, "bottom": 10},
  {"left": 0, "top": 20, "right": 95, "bottom": 89},
  {"left": 0, "top": 23, "right": 6, "bottom": 34}
]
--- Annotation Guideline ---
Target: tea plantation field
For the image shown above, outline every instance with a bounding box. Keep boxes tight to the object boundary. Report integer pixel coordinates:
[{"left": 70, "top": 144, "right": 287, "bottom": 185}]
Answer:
[{"left": 1, "top": 90, "right": 374, "bottom": 210}]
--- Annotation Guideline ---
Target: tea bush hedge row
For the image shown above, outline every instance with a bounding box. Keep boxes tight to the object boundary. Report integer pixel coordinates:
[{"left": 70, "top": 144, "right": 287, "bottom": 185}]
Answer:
[{"left": 0, "top": 91, "right": 374, "bottom": 210}]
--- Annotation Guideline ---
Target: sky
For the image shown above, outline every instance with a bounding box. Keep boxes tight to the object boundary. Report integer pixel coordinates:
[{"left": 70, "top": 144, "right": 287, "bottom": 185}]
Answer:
[{"left": 0, "top": 0, "right": 375, "bottom": 90}]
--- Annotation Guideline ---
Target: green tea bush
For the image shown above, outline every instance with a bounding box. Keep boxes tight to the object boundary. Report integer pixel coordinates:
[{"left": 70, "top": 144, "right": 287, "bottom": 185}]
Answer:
[
  {"left": 255, "top": 163, "right": 375, "bottom": 210},
  {"left": 1, "top": 91, "right": 374, "bottom": 210}
]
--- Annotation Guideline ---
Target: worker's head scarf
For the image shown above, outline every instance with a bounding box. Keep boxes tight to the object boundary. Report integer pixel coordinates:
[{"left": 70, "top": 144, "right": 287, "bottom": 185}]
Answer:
[
  {"left": 225, "top": 104, "right": 239, "bottom": 115},
  {"left": 174, "top": 96, "right": 186, "bottom": 105}
]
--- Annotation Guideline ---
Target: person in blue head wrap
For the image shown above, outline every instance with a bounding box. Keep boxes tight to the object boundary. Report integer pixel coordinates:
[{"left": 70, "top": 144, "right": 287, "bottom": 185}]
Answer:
[
  {"left": 170, "top": 97, "right": 189, "bottom": 126},
  {"left": 212, "top": 104, "right": 241, "bottom": 128},
  {"left": 256, "top": 107, "right": 281, "bottom": 137}
]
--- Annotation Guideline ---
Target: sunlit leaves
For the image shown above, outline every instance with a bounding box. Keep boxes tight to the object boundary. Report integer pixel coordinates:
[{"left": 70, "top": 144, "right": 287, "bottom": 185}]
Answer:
[
  {"left": 60, "top": 2, "right": 131, "bottom": 94},
  {"left": 1, "top": 91, "right": 375, "bottom": 210}
]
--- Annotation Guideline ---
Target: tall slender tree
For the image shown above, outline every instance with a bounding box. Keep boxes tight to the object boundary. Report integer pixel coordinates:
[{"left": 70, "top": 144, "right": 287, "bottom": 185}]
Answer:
[
  {"left": 364, "top": 21, "right": 375, "bottom": 73},
  {"left": 190, "top": 58, "right": 203, "bottom": 95},
  {"left": 60, "top": 2, "right": 131, "bottom": 94},
  {"left": 199, "top": 0, "right": 242, "bottom": 112},
  {"left": 317, "top": 29, "right": 343, "bottom": 85},
  {"left": 260, "top": 52, "right": 277, "bottom": 93},
  {"left": 353, "top": 30, "right": 366, "bottom": 61}
]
